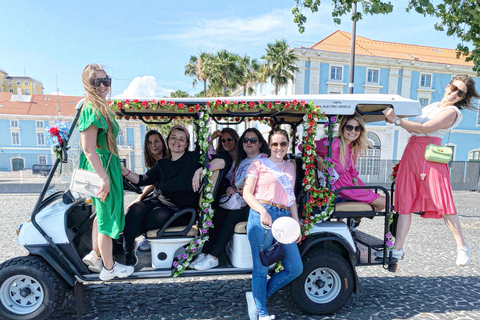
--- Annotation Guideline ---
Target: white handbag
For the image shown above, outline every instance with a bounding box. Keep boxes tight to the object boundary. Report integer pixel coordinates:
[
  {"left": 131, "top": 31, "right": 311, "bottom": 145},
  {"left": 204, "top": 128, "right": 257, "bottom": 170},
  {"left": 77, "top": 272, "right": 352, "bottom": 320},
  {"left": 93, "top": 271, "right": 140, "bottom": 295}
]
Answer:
[
  {"left": 70, "top": 154, "right": 112, "bottom": 198},
  {"left": 219, "top": 192, "right": 247, "bottom": 210}
]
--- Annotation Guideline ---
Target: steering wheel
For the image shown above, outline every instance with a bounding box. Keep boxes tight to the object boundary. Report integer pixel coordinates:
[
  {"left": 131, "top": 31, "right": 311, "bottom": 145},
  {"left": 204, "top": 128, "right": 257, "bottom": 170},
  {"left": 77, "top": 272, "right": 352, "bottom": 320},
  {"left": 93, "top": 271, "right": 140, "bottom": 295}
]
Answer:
[{"left": 123, "top": 176, "right": 142, "bottom": 194}]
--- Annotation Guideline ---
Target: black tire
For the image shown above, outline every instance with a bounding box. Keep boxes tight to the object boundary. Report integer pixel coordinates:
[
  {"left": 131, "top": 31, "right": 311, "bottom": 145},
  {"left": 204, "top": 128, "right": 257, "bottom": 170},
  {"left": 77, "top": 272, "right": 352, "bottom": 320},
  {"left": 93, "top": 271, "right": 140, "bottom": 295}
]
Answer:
[
  {"left": 288, "top": 249, "right": 354, "bottom": 315},
  {"left": 0, "top": 256, "right": 66, "bottom": 320}
]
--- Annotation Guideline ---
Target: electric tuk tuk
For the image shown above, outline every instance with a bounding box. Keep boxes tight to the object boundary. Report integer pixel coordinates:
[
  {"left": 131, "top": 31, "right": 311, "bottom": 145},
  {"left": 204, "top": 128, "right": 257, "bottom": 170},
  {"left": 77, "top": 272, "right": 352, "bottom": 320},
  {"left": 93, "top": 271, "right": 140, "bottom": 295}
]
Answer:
[{"left": 0, "top": 94, "right": 421, "bottom": 320}]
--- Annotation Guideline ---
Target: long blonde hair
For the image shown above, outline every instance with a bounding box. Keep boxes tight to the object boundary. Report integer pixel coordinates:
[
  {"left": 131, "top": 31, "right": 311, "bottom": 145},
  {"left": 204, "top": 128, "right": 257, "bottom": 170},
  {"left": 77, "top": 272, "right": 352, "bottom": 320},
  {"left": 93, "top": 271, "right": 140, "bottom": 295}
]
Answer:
[
  {"left": 337, "top": 114, "right": 369, "bottom": 166},
  {"left": 81, "top": 63, "right": 118, "bottom": 155}
]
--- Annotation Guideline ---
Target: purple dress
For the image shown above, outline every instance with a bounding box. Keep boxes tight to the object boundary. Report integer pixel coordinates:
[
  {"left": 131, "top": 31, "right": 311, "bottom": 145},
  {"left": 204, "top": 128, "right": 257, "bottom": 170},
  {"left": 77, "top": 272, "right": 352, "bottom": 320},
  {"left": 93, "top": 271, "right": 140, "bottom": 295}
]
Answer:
[{"left": 316, "top": 138, "right": 379, "bottom": 204}]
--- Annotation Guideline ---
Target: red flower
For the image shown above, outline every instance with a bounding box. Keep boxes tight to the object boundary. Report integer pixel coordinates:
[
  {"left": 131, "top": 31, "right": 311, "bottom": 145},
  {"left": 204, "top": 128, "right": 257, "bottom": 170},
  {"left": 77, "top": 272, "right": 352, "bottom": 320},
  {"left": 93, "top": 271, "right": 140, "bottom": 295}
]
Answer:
[
  {"left": 292, "top": 99, "right": 298, "bottom": 106},
  {"left": 309, "top": 120, "right": 315, "bottom": 126},
  {"left": 133, "top": 99, "right": 140, "bottom": 104},
  {"left": 142, "top": 101, "right": 149, "bottom": 108},
  {"left": 151, "top": 99, "right": 158, "bottom": 104},
  {"left": 240, "top": 100, "right": 246, "bottom": 105},
  {"left": 224, "top": 100, "right": 231, "bottom": 105},
  {"left": 169, "top": 101, "right": 175, "bottom": 106},
  {"left": 300, "top": 100, "right": 306, "bottom": 106},
  {"left": 195, "top": 104, "right": 202, "bottom": 111},
  {"left": 267, "top": 102, "right": 272, "bottom": 109},
  {"left": 305, "top": 145, "right": 312, "bottom": 151},
  {"left": 125, "top": 99, "right": 131, "bottom": 104},
  {"left": 49, "top": 127, "right": 59, "bottom": 135},
  {"left": 124, "top": 116, "right": 130, "bottom": 120},
  {"left": 303, "top": 178, "right": 308, "bottom": 185},
  {"left": 188, "top": 107, "right": 195, "bottom": 112},
  {"left": 232, "top": 101, "right": 238, "bottom": 105},
  {"left": 117, "top": 102, "right": 123, "bottom": 109},
  {"left": 160, "top": 100, "right": 166, "bottom": 106},
  {"left": 307, "top": 128, "right": 313, "bottom": 134},
  {"left": 308, "top": 198, "right": 315, "bottom": 204},
  {"left": 178, "top": 103, "right": 185, "bottom": 109},
  {"left": 304, "top": 219, "right": 310, "bottom": 225},
  {"left": 307, "top": 113, "right": 313, "bottom": 120},
  {"left": 253, "top": 117, "right": 258, "bottom": 121},
  {"left": 284, "top": 102, "right": 290, "bottom": 109},
  {"left": 235, "top": 117, "right": 240, "bottom": 122},
  {"left": 258, "top": 100, "right": 264, "bottom": 105},
  {"left": 249, "top": 101, "right": 255, "bottom": 108}
]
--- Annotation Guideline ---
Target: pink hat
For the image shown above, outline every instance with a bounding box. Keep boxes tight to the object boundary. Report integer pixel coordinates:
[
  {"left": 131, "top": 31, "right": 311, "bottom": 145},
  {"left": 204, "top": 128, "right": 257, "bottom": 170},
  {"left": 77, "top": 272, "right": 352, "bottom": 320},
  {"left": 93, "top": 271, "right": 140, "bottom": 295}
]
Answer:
[{"left": 170, "top": 126, "right": 190, "bottom": 141}]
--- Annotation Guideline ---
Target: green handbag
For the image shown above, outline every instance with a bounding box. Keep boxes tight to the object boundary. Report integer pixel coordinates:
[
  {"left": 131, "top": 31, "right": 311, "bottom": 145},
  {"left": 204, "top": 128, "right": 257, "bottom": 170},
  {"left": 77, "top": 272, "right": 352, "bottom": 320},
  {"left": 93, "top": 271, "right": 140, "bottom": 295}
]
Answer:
[{"left": 424, "top": 133, "right": 452, "bottom": 163}]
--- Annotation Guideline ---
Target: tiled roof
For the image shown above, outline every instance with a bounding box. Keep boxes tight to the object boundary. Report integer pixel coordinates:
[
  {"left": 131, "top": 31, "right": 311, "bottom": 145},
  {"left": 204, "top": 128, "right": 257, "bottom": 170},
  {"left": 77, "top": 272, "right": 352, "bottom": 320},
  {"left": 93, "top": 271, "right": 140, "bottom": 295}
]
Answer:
[
  {"left": 309, "top": 30, "right": 473, "bottom": 66},
  {"left": 0, "top": 94, "right": 83, "bottom": 117}
]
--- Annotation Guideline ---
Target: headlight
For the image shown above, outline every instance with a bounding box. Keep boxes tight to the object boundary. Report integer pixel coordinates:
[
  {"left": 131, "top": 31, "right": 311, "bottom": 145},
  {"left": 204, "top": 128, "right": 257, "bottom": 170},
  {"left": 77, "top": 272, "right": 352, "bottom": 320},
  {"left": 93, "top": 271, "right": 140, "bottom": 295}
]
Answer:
[{"left": 16, "top": 224, "right": 23, "bottom": 236}]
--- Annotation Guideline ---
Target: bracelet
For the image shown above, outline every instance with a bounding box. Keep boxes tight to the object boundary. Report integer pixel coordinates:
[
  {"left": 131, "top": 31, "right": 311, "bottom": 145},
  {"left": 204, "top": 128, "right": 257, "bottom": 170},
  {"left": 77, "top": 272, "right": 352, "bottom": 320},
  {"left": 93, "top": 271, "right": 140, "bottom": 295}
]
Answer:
[
  {"left": 122, "top": 169, "right": 131, "bottom": 177},
  {"left": 102, "top": 176, "right": 109, "bottom": 181}
]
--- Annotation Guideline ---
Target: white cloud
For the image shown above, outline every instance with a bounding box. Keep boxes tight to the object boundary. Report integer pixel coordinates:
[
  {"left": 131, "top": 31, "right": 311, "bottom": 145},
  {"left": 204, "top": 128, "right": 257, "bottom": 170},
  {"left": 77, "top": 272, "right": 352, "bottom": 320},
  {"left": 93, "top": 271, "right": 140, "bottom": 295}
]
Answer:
[
  {"left": 51, "top": 91, "right": 66, "bottom": 95},
  {"left": 114, "top": 76, "right": 173, "bottom": 99}
]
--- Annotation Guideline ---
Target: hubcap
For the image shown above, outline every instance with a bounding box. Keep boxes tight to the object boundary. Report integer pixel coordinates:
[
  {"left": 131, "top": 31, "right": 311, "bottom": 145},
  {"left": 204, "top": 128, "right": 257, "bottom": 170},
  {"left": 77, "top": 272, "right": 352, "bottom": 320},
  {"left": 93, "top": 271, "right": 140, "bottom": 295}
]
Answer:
[
  {"left": 304, "top": 267, "right": 341, "bottom": 304},
  {"left": 0, "top": 275, "right": 44, "bottom": 315}
]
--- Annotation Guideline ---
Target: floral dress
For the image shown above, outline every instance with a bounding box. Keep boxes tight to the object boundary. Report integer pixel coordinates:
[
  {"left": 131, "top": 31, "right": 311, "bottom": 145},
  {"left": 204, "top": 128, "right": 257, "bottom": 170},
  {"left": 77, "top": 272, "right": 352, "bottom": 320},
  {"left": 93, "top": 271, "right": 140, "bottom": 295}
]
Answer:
[{"left": 78, "top": 103, "right": 124, "bottom": 239}]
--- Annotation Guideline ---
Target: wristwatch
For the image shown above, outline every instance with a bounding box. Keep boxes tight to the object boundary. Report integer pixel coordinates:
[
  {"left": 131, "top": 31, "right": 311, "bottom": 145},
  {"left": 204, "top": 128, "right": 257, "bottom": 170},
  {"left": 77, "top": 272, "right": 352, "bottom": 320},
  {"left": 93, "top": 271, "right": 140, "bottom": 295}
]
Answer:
[{"left": 394, "top": 117, "right": 402, "bottom": 125}]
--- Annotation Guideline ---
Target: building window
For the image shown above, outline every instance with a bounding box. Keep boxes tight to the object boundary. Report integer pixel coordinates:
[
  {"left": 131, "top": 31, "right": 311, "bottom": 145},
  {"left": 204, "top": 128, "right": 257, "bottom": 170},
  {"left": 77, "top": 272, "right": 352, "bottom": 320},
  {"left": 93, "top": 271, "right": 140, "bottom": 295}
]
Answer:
[
  {"left": 16, "top": 81, "right": 21, "bottom": 85},
  {"left": 25, "top": 89, "right": 30, "bottom": 95},
  {"left": 330, "top": 66, "right": 342, "bottom": 81},
  {"left": 420, "top": 74, "right": 432, "bottom": 87},
  {"left": 10, "top": 120, "right": 18, "bottom": 127},
  {"left": 8, "top": 80, "right": 12, "bottom": 86},
  {"left": 36, "top": 121, "right": 44, "bottom": 128},
  {"left": 9, "top": 89, "right": 13, "bottom": 93},
  {"left": 37, "top": 132, "right": 45, "bottom": 146},
  {"left": 69, "top": 101, "right": 75, "bottom": 105},
  {"left": 38, "top": 155, "right": 47, "bottom": 165},
  {"left": 44, "top": 97, "right": 50, "bottom": 100},
  {"left": 357, "top": 132, "right": 381, "bottom": 176},
  {"left": 419, "top": 98, "right": 429, "bottom": 108},
  {"left": 367, "top": 69, "right": 379, "bottom": 83},
  {"left": 11, "top": 132, "right": 20, "bottom": 145},
  {"left": 24, "top": 81, "right": 29, "bottom": 86},
  {"left": 116, "top": 129, "right": 125, "bottom": 145}
]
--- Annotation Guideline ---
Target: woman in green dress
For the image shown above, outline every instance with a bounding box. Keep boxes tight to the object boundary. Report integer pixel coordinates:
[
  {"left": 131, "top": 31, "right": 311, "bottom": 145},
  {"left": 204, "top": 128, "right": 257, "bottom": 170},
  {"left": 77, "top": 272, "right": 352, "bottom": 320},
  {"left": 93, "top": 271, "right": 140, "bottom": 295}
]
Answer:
[{"left": 79, "top": 63, "right": 134, "bottom": 281}]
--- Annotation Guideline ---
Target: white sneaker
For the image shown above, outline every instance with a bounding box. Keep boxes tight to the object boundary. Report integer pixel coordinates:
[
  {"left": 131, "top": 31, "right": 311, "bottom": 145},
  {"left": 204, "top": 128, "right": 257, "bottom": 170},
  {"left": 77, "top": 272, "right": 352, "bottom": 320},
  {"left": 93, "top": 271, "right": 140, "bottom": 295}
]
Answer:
[
  {"left": 246, "top": 291, "right": 258, "bottom": 320},
  {"left": 188, "top": 253, "right": 207, "bottom": 269},
  {"left": 138, "top": 238, "right": 151, "bottom": 251},
  {"left": 82, "top": 250, "right": 103, "bottom": 273},
  {"left": 456, "top": 245, "right": 471, "bottom": 266},
  {"left": 375, "top": 248, "right": 404, "bottom": 260},
  {"left": 259, "top": 316, "right": 275, "bottom": 320},
  {"left": 193, "top": 254, "right": 219, "bottom": 271},
  {"left": 99, "top": 262, "right": 134, "bottom": 281}
]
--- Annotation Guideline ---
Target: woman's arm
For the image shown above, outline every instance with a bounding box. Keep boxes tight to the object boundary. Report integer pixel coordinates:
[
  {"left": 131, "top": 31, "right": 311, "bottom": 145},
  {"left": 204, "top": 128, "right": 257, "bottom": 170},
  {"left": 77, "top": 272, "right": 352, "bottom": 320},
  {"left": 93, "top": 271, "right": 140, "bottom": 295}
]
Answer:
[
  {"left": 383, "top": 107, "right": 457, "bottom": 134},
  {"left": 80, "top": 125, "right": 110, "bottom": 202},
  {"left": 243, "top": 176, "right": 272, "bottom": 226},
  {"left": 121, "top": 165, "right": 140, "bottom": 184},
  {"left": 192, "top": 158, "right": 226, "bottom": 192}
]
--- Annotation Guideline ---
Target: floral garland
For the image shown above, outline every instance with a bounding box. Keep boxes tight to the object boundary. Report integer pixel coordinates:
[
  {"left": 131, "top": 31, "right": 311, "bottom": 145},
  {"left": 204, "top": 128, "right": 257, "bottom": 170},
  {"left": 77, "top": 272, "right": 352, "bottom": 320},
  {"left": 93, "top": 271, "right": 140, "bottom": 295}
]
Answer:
[
  {"left": 45, "top": 121, "right": 69, "bottom": 160},
  {"left": 300, "top": 103, "right": 337, "bottom": 239},
  {"left": 172, "top": 104, "right": 215, "bottom": 278},
  {"left": 389, "top": 162, "right": 400, "bottom": 182},
  {"left": 385, "top": 161, "right": 401, "bottom": 251}
]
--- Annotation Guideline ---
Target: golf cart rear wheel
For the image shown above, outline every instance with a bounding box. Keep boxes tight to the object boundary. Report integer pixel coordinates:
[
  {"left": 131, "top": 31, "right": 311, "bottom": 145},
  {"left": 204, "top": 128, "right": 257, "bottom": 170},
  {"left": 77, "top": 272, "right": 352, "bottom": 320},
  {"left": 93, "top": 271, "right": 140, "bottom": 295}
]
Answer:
[
  {"left": 289, "top": 249, "right": 354, "bottom": 315},
  {"left": 0, "top": 256, "right": 66, "bottom": 320}
]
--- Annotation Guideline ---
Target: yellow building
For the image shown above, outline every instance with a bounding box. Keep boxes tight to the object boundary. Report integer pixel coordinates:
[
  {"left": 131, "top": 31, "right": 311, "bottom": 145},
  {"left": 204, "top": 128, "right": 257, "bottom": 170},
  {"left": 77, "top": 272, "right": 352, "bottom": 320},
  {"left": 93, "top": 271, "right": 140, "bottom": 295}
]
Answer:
[{"left": 0, "top": 69, "right": 43, "bottom": 95}]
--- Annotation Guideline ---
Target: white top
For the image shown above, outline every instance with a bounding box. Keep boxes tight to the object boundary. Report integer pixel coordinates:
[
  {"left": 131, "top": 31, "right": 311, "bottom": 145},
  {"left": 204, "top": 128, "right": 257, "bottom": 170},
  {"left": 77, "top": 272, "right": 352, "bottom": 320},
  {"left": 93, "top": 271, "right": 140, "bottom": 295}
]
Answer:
[{"left": 410, "top": 102, "right": 463, "bottom": 139}]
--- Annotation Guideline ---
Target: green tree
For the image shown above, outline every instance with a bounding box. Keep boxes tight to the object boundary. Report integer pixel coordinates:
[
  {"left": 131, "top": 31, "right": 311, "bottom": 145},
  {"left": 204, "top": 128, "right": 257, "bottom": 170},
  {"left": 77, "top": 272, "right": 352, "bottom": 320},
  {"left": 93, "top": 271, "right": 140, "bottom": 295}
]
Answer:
[
  {"left": 261, "top": 39, "right": 299, "bottom": 95},
  {"left": 292, "top": 0, "right": 480, "bottom": 74},
  {"left": 210, "top": 50, "right": 242, "bottom": 97},
  {"left": 169, "top": 89, "right": 190, "bottom": 98},
  {"left": 184, "top": 52, "right": 214, "bottom": 97},
  {"left": 238, "top": 54, "right": 263, "bottom": 96}
]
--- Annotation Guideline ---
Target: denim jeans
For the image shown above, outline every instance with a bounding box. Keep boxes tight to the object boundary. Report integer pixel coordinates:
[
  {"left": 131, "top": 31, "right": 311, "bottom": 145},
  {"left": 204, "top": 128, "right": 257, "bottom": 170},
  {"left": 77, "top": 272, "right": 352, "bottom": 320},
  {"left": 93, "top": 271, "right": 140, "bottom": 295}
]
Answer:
[{"left": 246, "top": 203, "right": 303, "bottom": 317}]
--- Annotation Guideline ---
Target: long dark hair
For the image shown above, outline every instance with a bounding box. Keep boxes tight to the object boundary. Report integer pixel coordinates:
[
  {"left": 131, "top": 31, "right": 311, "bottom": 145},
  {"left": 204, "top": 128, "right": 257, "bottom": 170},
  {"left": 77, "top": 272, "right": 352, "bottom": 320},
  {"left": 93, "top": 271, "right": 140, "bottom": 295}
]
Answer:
[
  {"left": 144, "top": 130, "right": 167, "bottom": 168},
  {"left": 215, "top": 128, "right": 239, "bottom": 155},
  {"left": 236, "top": 128, "right": 269, "bottom": 170},
  {"left": 449, "top": 75, "right": 480, "bottom": 110}
]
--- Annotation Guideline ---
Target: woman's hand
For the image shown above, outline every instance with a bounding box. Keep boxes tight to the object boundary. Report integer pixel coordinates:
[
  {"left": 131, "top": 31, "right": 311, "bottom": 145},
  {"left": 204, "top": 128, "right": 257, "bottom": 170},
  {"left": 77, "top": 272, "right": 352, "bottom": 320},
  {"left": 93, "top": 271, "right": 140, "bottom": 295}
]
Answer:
[
  {"left": 260, "top": 209, "right": 272, "bottom": 227},
  {"left": 316, "top": 156, "right": 325, "bottom": 171},
  {"left": 383, "top": 107, "right": 397, "bottom": 123},
  {"left": 211, "top": 130, "right": 222, "bottom": 141},
  {"left": 226, "top": 186, "right": 236, "bottom": 196},
  {"left": 236, "top": 186, "right": 244, "bottom": 195},
  {"left": 192, "top": 168, "right": 203, "bottom": 192},
  {"left": 97, "top": 177, "right": 111, "bottom": 202}
]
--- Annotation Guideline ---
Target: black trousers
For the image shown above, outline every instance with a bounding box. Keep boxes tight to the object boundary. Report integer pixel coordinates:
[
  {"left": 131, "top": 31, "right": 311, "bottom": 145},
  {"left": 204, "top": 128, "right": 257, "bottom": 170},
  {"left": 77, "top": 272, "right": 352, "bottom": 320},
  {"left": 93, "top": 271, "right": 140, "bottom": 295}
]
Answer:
[
  {"left": 123, "top": 198, "right": 190, "bottom": 252},
  {"left": 202, "top": 205, "right": 250, "bottom": 258}
]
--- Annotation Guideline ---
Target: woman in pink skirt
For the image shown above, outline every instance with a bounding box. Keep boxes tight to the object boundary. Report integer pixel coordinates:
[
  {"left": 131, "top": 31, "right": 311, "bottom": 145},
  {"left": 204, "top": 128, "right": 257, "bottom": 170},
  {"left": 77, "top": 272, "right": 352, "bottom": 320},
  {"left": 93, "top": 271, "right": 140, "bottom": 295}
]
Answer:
[
  {"left": 383, "top": 74, "right": 479, "bottom": 266},
  {"left": 315, "top": 115, "right": 387, "bottom": 220}
]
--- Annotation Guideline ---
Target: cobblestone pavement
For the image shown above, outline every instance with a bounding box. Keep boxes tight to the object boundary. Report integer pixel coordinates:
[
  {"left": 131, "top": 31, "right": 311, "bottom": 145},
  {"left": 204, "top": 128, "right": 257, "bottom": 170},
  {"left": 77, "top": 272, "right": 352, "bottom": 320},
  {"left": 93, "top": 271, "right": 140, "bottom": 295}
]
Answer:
[{"left": 0, "top": 192, "right": 479, "bottom": 320}]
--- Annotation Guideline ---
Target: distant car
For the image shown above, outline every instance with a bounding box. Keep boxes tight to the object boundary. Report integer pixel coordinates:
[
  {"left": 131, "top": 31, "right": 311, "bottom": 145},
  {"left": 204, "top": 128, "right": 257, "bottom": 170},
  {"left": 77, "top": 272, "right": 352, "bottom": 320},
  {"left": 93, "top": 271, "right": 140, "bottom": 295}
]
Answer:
[{"left": 32, "top": 164, "right": 53, "bottom": 176}]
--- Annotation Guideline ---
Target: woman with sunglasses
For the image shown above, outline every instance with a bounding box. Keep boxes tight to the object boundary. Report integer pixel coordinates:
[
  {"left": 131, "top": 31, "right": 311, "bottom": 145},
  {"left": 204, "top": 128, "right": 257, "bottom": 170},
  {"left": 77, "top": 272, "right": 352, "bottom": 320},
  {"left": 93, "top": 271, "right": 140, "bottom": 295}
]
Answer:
[
  {"left": 121, "top": 126, "right": 226, "bottom": 266},
  {"left": 211, "top": 128, "right": 240, "bottom": 196},
  {"left": 126, "top": 129, "right": 167, "bottom": 252},
  {"left": 243, "top": 129, "right": 303, "bottom": 320},
  {"left": 79, "top": 64, "right": 134, "bottom": 281},
  {"left": 383, "top": 74, "right": 479, "bottom": 265},
  {"left": 312, "top": 115, "right": 387, "bottom": 219},
  {"left": 191, "top": 128, "right": 269, "bottom": 270}
]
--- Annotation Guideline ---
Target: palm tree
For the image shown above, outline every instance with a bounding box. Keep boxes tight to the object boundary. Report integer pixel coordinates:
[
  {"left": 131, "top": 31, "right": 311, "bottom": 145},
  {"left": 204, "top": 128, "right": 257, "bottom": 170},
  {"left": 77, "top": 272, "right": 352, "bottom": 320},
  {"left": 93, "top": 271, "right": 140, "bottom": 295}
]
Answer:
[
  {"left": 210, "top": 50, "right": 242, "bottom": 97},
  {"left": 238, "top": 54, "right": 262, "bottom": 96},
  {"left": 261, "top": 39, "right": 299, "bottom": 95},
  {"left": 184, "top": 52, "right": 213, "bottom": 97}
]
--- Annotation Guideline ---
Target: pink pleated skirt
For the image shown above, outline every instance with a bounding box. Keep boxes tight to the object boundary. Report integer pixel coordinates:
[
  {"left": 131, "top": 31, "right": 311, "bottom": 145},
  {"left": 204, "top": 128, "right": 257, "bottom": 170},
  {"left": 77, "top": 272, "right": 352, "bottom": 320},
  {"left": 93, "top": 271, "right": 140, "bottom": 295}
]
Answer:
[{"left": 394, "top": 136, "right": 456, "bottom": 219}]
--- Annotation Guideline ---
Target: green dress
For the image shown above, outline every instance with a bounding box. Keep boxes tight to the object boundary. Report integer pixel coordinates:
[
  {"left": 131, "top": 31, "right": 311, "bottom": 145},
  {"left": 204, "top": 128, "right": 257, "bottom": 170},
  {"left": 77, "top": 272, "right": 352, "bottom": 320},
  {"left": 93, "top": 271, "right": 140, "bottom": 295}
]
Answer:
[{"left": 78, "top": 103, "right": 124, "bottom": 239}]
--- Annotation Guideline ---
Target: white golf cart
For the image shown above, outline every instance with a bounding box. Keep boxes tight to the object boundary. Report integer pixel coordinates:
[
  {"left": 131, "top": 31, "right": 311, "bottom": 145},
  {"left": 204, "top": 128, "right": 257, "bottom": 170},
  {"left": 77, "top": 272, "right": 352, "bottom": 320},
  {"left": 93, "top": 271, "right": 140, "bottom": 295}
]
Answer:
[{"left": 0, "top": 94, "right": 421, "bottom": 320}]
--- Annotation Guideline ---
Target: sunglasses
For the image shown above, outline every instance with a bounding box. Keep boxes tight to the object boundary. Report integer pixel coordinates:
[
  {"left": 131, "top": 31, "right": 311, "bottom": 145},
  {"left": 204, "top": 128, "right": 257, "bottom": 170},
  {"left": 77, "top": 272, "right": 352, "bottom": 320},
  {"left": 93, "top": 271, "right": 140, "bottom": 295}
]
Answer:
[
  {"left": 270, "top": 141, "right": 288, "bottom": 148},
  {"left": 345, "top": 125, "right": 362, "bottom": 132},
  {"left": 222, "top": 137, "right": 234, "bottom": 143},
  {"left": 449, "top": 84, "right": 466, "bottom": 98},
  {"left": 90, "top": 77, "right": 112, "bottom": 87},
  {"left": 242, "top": 137, "right": 259, "bottom": 144}
]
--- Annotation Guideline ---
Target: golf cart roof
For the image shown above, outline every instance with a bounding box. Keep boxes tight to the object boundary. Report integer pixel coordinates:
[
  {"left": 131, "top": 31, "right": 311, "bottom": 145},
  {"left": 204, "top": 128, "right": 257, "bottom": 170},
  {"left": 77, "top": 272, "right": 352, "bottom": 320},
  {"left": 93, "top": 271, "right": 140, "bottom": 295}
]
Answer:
[{"left": 111, "top": 94, "right": 422, "bottom": 124}]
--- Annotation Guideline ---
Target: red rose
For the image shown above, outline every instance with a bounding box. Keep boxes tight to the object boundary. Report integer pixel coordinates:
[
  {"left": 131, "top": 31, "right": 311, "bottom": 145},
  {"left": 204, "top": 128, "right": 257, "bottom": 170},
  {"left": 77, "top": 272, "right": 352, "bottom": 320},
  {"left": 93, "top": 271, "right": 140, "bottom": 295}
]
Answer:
[
  {"left": 169, "top": 101, "right": 175, "bottom": 106},
  {"left": 215, "top": 99, "right": 222, "bottom": 106},
  {"left": 160, "top": 100, "right": 166, "bottom": 106},
  {"left": 49, "top": 127, "right": 59, "bottom": 135},
  {"left": 308, "top": 198, "right": 315, "bottom": 204},
  {"left": 195, "top": 104, "right": 201, "bottom": 111},
  {"left": 303, "top": 178, "right": 308, "bottom": 184},
  {"left": 284, "top": 102, "right": 290, "bottom": 109},
  {"left": 178, "top": 103, "right": 185, "bottom": 109},
  {"left": 309, "top": 120, "right": 315, "bottom": 126},
  {"left": 249, "top": 101, "right": 255, "bottom": 108},
  {"left": 142, "top": 101, "right": 149, "bottom": 107},
  {"left": 292, "top": 99, "right": 298, "bottom": 106},
  {"left": 117, "top": 102, "right": 123, "bottom": 109},
  {"left": 267, "top": 102, "right": 272, "bottom": 109},
  {"left": 188, "top": 107, "right": 195, "bottom": 112}
]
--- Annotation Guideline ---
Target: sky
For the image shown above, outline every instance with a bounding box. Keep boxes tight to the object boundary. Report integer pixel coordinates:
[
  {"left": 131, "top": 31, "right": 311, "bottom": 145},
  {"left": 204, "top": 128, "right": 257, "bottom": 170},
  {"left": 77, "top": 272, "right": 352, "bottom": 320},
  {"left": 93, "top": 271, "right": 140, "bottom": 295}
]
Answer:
[{"left": 0, "top": 0, "right": 464, "bottom": 99}]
